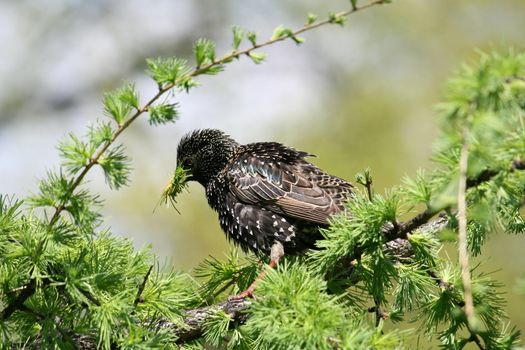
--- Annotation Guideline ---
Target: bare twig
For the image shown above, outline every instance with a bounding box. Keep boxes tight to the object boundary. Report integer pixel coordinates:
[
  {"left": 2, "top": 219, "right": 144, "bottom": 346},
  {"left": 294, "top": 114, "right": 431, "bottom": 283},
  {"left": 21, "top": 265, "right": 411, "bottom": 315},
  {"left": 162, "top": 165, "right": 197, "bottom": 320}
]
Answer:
[
  {"left": 358, "top": 169, "right": 385, "bottom": 327},
  {"left": 364, "top": 173, "right": 373, "bottom": 201},
  {"left": 457, "top": 128, "right": 475, "bottom": 327},
  {"left": 78, "top": 288, "right": 101, "bottom": 306},
  {"left": 356, "top": 170, "right": 379, "bottom": 311},
  {"left": 372, "top": 298, "right": 387, "bottom": 327},
  {"left": 427, "top": 269, "right": 453, "bottom": 291},
  {"left": 367, "top": 304, "right": 388, "bottom": 327},
  {"left": 469, "top": 332, "right": 486, "bottom": 350},
  {"left": 134, "top": 265, "right": 154, "bottom": 306},
  {"left": 0, "top": 279, "right": 37, "bottom": 320},
  {"left": 356, "top": 168, "right": 374, "bottom": 201}
]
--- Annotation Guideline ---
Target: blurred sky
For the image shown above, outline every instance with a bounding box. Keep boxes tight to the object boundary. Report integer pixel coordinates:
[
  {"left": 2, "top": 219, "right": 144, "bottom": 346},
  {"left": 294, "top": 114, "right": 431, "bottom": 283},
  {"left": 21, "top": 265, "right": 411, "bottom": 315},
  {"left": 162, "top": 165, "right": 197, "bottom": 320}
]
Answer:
[{"left": 1, "top": 0, "right": 524, "bottom": 337}]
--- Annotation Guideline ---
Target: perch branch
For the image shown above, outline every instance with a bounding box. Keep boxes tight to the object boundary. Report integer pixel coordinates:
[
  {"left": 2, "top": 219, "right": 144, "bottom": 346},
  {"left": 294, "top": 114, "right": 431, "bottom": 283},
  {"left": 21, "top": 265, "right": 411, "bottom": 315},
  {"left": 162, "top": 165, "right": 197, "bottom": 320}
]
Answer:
[{"left": 172, "top": 298, "right": 252, "bottom": 344}]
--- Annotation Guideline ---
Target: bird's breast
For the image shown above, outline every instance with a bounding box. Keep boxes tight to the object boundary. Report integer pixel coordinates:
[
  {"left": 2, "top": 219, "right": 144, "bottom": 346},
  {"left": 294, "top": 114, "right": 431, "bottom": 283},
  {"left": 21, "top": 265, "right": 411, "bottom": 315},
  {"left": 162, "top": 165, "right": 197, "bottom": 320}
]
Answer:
[{"left": 205, "top": 176, "right": 321, "bottom": 256}]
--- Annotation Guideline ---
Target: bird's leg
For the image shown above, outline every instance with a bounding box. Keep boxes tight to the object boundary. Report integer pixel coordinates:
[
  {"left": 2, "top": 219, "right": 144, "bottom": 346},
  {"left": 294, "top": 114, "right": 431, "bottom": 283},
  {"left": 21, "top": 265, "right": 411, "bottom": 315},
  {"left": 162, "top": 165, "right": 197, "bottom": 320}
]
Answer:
[{"left": 230, "top": 241, "right": 284, "bottom": 300}]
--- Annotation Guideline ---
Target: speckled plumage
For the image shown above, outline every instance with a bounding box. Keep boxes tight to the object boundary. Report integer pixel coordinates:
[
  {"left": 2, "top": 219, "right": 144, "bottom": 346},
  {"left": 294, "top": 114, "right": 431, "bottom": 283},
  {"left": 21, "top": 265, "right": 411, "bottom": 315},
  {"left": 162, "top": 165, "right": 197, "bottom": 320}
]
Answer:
[{"left": 176, "top": 129, "right": 353, "bottom": 256}]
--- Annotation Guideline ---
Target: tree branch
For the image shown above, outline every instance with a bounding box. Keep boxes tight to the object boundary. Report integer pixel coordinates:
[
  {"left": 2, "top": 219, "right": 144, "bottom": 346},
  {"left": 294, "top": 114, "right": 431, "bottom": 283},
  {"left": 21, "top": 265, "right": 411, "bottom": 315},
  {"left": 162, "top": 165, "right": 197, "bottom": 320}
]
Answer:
[
  {"left": 169, "top": 299, "right": 252, "bottom": 344},
  {"left": 384, "top": 158, "right": 525, "bottom": 241},
  {"left": 0, "top": 279, "right": 36, "bottom": 321},
  {"left": 469, "top": 332, "right": 486, "bottom": 350},
  {"left": 427, "top": 268, "right": 453, "bottom": 292},
  {"left": 134, "top": 265, "right": 153, "bottom": 306}
]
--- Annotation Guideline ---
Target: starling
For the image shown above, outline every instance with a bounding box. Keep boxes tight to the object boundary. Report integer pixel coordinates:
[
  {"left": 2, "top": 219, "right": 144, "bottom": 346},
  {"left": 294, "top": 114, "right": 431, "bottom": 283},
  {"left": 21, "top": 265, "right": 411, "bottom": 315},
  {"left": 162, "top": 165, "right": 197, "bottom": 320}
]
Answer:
[{"left": 176, "top": 129, "right": 353, "bottom": 296}]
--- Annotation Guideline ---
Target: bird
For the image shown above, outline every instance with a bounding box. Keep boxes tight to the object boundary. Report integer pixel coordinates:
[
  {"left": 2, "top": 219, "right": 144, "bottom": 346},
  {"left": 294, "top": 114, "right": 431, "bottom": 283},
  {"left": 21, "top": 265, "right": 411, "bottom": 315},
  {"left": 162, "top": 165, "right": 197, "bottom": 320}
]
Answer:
[{"left": 176, "top": 129, "right": 353, "bottom": 297}]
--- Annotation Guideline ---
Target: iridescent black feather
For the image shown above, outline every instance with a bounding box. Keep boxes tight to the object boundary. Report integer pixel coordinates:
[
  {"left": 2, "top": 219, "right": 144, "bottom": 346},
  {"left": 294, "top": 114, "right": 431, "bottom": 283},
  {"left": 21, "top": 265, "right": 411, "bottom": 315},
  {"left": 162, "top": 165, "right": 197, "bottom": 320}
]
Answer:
[{"left": 176, "top": 129, "right": 353, "bottom": 255}]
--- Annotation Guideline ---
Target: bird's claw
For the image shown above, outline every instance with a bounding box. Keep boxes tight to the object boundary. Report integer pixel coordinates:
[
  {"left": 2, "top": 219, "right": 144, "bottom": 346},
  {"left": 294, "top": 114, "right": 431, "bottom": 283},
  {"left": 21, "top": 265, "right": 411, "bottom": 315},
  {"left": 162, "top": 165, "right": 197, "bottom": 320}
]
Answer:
[{"left": 229, "top": 287, "right": 255, "bottom": 300}]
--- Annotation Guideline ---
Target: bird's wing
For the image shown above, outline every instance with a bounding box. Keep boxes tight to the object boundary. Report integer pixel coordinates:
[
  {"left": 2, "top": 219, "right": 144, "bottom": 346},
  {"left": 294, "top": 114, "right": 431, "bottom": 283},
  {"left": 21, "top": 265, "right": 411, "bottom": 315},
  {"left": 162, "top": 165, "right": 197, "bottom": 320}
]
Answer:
[{"left": 226, "top": 144, "right": 353, "bottom": 224}]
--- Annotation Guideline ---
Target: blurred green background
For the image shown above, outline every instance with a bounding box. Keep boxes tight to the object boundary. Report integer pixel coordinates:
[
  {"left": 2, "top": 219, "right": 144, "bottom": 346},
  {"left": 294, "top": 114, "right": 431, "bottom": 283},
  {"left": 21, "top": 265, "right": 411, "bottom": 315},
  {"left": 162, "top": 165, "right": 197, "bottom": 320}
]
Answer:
[{"left": 0, "top": 0, "right": 523, "bottom": 344}]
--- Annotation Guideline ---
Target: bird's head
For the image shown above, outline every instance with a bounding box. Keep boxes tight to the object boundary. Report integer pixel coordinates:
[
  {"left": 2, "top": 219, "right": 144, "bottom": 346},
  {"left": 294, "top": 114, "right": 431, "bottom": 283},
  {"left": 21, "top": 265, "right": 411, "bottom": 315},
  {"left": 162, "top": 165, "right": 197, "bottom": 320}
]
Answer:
[{"left": 176, "top": 129, "right": 239, "bottom": 186}]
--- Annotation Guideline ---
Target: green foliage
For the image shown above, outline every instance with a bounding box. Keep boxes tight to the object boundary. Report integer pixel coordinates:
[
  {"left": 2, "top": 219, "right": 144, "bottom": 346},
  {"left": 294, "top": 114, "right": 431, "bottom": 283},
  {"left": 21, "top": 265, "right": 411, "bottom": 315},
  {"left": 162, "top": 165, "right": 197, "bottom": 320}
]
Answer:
[
  {"left": 87, "top": 121, "right": 114, "bottom": 146},
  {"left": 202, "top": 310, "right": 232, "bottom": 347},
  {"left": 408, "top": 230, "right": 440, "bottom": 269},
  {"left": 309, "top": 189, "right": 399, "bottom": 276},
  {"left": 240, "top": 262, "right": 403, "bottom": 350},
  {"left": 392, "top": 264, "right": 433, "bottom": 313},
  {"left": 328, "top": 12, "right": 347, "bottom": 26},
  {"left": 306, "top": 13, "right": 318, "bottom": 25},
  {"left": 247, "top": 52, "right": 266, "bottom": 65},
  {"left": 29, "top": 170, "right": 74, "bottom": 209},
  {"left": 0, "top": 195, "right": 200, "bottom": 348},
  {"left": 419, "top": 267, "right": 521, "bottom": 349},
  {"left": 193, "top": 38, "right": 216, "bottom": 67},
  {"left": 402, "top": 169, "right": 432, "bottom": 208},
  {"left": 435, "top": 52, "right": 525, "bottom": 253},
  {"left": 103, "top": 82, "right": 138, "bottom": 124},
  {"left": 247, "top": 31, "right": 257, "bottom": 47},
  {"left": 246, "top": 262, "right": 348, "bottom": 350},
  {"left": 271, "top": 25, "right": 304, "bottom": 44},
  {"left": 146, "top": 57, "right": 191, "bottom": 87},
  {"left": 58, "top": 133, "right": 94, "bottom": 175},
  {"left": 98, "top": 144, "right": 132, "bottom": 190},
  {"left": 148, "top": 103, "right": 179, "bottom": 126},
  {"left": 419, "top": 264, "right": 462, "bottom": 333},
  {"left": 192, "top": 38, "right": 224, "bottom": 75},
  {"left": 232, "top": 26, "right": 245, "bottom": 50},
  {"left": 300, "top": 51, "right": 525, "bottom": 349},
  {"left": 194, "top": 250, "right": 259, "bottom": 301}
]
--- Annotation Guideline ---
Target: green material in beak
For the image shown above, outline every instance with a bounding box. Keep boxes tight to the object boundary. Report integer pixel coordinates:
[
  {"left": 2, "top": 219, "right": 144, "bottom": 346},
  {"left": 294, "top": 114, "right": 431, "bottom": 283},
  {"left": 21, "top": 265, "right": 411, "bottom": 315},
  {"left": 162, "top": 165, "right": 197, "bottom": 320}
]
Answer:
[{"left": 156, "top": 166, "right": 191, "bottom": 213}]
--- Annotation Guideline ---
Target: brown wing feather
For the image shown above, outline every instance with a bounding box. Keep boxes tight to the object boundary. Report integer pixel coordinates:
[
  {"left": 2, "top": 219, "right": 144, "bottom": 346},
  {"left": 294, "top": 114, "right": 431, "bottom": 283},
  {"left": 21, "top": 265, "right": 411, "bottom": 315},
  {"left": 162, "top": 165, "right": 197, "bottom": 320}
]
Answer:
[{"left": 227, "top": 145, "right": 353, "bottom": 224}]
